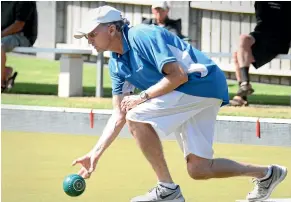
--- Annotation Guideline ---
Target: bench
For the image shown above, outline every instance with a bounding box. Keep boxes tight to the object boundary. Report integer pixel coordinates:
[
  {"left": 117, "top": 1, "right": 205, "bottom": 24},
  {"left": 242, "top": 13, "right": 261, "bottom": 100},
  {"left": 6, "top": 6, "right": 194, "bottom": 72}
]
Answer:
[{"left": 12, "top": 47, "right": 92, "bottom": 97}]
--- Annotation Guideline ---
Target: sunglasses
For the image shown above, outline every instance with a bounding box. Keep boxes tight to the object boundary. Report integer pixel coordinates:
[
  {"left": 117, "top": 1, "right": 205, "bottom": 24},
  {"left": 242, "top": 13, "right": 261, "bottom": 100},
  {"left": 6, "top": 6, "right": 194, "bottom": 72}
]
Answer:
[
  {"left": 84, "top": 24, "right": 113, "bottom": 39},
  {"left": 84, "top": 32, "right": 98, "bottom": 39}
]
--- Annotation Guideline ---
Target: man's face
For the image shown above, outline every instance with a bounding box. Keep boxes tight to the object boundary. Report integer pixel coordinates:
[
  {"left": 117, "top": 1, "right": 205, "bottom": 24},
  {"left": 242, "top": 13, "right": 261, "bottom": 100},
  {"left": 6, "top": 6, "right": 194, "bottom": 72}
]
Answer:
[
  {"left": 86, "top": 24, "right": 115, "bottom": 52},
  {"left": 152, "top": 7, "right": 169, "bottom": 24}
]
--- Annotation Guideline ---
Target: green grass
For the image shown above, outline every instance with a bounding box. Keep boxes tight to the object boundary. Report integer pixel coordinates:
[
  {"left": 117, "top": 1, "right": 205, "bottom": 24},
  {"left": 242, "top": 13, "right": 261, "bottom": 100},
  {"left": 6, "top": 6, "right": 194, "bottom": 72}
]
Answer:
[
  {"left": 2, "top": 131, "right": 291, "bottom": 202},
  {"left": 2, "top": 54, "right": 291, "bottom": 118}
]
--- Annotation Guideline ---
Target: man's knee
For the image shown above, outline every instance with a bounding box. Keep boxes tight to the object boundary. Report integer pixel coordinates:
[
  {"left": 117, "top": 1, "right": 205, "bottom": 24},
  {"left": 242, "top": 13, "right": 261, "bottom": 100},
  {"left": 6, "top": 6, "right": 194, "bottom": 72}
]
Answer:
[
  {"left": 239, "top": 34, "right": 255, "bottom": 49},
  {"left": 1, "top": 35, "right": 20, "bottom": 52},
  {"left": 186, "top": 154, "right": 213, "bottom": 180}
]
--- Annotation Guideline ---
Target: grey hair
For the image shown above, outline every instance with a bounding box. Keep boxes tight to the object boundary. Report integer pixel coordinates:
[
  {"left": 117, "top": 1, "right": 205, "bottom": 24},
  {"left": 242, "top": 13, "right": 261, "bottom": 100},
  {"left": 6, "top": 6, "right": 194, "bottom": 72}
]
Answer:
[{"left": 101, "top": 18, "right": 130, "bottom": 32}]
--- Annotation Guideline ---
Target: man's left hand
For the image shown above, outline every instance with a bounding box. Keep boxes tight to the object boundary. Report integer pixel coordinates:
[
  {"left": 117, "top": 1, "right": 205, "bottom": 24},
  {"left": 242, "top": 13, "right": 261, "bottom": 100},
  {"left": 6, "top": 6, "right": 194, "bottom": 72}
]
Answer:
[{"left": 121, "top": 95, "right": 145, "bottom": 112}]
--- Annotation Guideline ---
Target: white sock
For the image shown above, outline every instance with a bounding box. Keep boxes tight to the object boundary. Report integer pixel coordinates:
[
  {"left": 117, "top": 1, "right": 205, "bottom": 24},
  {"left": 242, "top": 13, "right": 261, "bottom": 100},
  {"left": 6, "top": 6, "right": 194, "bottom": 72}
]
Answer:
[
  {"left": 259, "top": 166, "right": 272, "bottom": 181},
  {"left": 158, "top": 181, "right": 177, "bottom": 189}
]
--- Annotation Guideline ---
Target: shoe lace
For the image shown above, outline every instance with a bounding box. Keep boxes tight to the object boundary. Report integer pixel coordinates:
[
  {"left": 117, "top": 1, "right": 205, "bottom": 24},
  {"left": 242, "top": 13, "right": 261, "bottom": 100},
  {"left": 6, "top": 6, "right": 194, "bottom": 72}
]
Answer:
[
  {"left": 148, "top": 185, "right": 164, "bottom": 196},
  {"left": 148, "top": 186, "right": 158, "bottom": 193}
]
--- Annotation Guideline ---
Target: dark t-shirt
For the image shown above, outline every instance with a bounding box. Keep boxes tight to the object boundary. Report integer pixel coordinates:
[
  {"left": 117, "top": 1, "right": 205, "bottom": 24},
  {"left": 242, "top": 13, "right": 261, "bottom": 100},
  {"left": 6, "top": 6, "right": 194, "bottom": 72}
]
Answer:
[
  {"left": 142, "top": 17, "right": 186, "bottom": 40},
  {"left": 1, "top": 1, "right": 38, "bottom": 45},
  {"left": 254, "top": 1, "right": 291, "bottom": 39}
]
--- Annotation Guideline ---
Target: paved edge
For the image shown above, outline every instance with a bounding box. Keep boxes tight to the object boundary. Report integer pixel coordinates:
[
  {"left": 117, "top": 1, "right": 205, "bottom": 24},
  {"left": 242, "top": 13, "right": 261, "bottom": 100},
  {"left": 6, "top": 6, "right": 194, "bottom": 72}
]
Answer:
[{"left": 2, "top": 104, "right": 291, "bottom": 124}]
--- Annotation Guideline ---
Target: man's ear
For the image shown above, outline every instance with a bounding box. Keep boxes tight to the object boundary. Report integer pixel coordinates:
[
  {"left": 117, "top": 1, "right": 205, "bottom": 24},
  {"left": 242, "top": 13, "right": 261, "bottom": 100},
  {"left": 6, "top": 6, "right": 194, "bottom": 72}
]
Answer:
[{"left": 108, "top": 24, "right": 116, "bottom": 37}]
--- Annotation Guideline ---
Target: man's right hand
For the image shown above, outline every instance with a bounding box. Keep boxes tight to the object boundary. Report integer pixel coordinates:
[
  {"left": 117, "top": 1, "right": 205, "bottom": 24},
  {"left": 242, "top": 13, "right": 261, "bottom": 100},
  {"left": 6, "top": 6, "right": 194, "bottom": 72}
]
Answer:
[{"left": 72, "top": 152, "right": 99, "bottom": 179}]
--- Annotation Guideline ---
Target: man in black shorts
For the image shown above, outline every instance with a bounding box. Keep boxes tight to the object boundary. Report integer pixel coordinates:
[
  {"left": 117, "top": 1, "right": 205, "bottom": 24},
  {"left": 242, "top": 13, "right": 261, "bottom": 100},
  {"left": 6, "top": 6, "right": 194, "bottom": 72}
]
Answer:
[
  {"left": 1, "top": 1, "right": 38, "bottom": 92},
  {"left": 230, "top": 1, "right": 291, "bottom": 106}
]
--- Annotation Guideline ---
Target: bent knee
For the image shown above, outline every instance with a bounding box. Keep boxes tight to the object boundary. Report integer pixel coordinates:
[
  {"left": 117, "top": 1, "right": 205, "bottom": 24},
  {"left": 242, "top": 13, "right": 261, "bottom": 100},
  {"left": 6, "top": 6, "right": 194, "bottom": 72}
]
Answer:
[
  {"left": 239, "top": 34, "right": 254, "bottom": 48},
  {"left": 188, "top": 171, "right": 209, "bottom": 180},
  {"left": 186, "top": 154, "right": 213, "bottom": 180}
]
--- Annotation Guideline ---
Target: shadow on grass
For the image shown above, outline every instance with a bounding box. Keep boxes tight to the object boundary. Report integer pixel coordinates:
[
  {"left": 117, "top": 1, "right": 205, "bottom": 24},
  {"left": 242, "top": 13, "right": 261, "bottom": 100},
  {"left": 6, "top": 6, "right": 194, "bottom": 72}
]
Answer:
[
  {"left": 227, "top": 83, "right": 236, "bottom": 87},
  {"left": 4, "top": 82, "right": 290, "bottom": 106},
  {"left": 228, "top": 93, "right": 290, "bottom": 106},
  {"left": 5, "top": 82, "right": 113, "bottom": 97}
]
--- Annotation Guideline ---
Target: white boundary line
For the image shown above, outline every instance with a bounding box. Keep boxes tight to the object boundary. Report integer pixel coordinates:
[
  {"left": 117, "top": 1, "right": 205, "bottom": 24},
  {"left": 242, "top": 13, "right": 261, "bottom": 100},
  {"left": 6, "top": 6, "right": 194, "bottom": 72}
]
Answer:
[
  {"left": 217, "top": 116, "right": 291, "bottom": 124},
  {"left": 236, "top": 199, "right": 291, "bottom": 202},
  {"left": 2, "top": 104, "right": 291, "bottom": 124}
]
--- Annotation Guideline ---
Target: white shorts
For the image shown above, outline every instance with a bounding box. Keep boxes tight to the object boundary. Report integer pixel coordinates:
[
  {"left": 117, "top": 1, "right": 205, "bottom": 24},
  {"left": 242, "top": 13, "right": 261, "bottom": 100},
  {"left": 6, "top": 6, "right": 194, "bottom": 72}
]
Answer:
[{"left": 126, "top": 91, "right": 222, "bottom": 159}]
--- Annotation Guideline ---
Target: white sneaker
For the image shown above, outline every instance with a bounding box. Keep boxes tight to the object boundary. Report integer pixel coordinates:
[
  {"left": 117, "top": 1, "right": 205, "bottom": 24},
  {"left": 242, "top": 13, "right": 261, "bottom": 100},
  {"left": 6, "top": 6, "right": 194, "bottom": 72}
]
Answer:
[
  {"left": 130, "top": 184, "right": 185, "bottom": 202},
  {"left": 247, "top": 165, "right": 288, "bottom": 201}
]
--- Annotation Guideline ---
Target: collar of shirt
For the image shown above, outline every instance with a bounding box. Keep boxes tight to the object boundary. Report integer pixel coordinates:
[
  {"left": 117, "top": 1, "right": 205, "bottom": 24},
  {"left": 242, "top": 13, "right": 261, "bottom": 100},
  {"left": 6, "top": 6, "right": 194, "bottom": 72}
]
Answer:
[{"left": 111, "top": 25, "right": 131, "bottom": 59}]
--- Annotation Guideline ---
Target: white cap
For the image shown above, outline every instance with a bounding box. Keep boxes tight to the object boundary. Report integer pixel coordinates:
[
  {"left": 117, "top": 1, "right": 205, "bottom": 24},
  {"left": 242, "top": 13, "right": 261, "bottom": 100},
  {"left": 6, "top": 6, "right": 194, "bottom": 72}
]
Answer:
[
  {"left": 151, "top": 1, "right": 169, "bottom": 10},
  {"left": 74, "top": 5, "right": 122, "bottom": 39}
]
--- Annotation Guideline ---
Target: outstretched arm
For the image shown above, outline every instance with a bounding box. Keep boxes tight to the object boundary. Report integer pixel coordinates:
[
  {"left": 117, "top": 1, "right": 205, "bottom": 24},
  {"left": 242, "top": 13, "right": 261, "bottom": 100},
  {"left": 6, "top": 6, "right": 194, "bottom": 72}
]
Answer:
[
  {"left": 72, "top": 93, "right": 129, "bottom": 178},
  {"left": 89, "top": 94, "right": 127, "bottom": 157}
]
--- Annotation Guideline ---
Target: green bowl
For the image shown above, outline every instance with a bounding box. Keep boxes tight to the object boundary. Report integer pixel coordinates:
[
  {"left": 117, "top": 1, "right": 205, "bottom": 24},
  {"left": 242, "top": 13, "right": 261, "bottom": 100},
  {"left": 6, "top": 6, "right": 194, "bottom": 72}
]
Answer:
[{"left": 63, "top": 174, "right": 86, "bottom": 197}]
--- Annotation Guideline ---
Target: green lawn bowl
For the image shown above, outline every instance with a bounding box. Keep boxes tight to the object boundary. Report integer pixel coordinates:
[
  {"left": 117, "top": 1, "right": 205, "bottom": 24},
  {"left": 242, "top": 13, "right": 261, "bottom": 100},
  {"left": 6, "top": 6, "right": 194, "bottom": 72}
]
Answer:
[{"left": 63, "top": 174, "right": 86, "bottom": 197}]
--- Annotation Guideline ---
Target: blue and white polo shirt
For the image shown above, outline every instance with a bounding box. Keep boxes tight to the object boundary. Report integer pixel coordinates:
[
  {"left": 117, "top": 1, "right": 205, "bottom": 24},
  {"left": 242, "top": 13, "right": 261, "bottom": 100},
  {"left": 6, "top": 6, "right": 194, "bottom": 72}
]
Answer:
[{"left": 108, "top": 24, "right": 229, "bottom": 106}]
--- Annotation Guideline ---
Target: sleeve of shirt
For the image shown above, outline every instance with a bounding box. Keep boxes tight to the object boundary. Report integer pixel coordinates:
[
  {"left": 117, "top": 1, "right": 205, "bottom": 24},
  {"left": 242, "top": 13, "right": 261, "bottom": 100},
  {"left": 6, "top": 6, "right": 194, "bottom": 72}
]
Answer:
[
  {"left": 15, "top": 2, "right": 34, "bottom": 22},
  {"left": 109, "top": 58, "right": 135, "bottom": 95},
  {"left": 108, "top": 58, "right": 125, "bottom": 95},
  {"left": 129, "top": 28, "right": 177, "bottom": 74}
]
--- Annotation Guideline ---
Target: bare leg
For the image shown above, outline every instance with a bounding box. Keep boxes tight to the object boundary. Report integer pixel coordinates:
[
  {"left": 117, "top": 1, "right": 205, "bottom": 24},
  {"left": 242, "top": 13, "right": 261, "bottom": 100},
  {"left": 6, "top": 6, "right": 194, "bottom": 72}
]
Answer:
[
  {"left": 127, "top": 120, "right": 173, "bottom": 183},
  {"left": 186, "top": 154, "right": 268, "bottom": 180},
  {"left": 231, "top": 51, "right": 248, "bottom": 105},
  {"left": 237, "top": 34, "right": 255, "bottom": 69},
  {"left": 233, "top": 51, "right": 241, "bottom": 83},
  {"left": 230, "top": 35, "right": 256, "bottom": 105}
]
